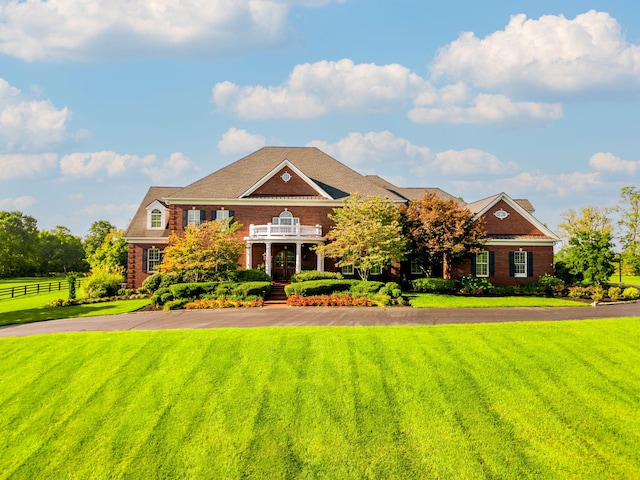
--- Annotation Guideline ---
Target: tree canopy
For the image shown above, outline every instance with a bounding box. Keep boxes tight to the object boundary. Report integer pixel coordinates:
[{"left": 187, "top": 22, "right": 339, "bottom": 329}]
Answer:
[
  {"left": 0, "top": 211, "right": 39, "bottom": 277},
  {"left": 39, "top": 226, "right": 87, "bottom": 274},
  {"left": 403, "top": 192, "right": 486, "bottom": 277},
  {"left": 315, "top": 194, "right": 406, "bottom": 281},
  {"left": 87, "top": 228, "right": 128, "bottom": 272},
  {"left": 84, "top": 220, "right": 117, "bottom": 258},
  {"left": 559, "top": 230, "right": 616, "bottom": 286},
  {"left": 161, "top": 219, "right": 244, "bottom": 281}
]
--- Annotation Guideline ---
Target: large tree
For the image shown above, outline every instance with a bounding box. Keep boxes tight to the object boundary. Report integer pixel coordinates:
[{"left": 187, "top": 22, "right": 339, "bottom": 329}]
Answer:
[
  {"left": 161, "top": 219, "right": 244, "bottom": 281},
  {"left": 560, "top": 230, "right": 616, "bottom": 285},
  {"left": 84, "top": 220, "right": 117, "bottom": 258},
  {"left": 315, "top": 194, "right": 406, "bottom": 281},
  {"left": 403, "top": 192, "right": 486, "bottom": 278},
  {"left": 0, "top": 211, "right": 40, "bottom": 277},
  {"left": 557, "top": 206, "right": 614, "bottom": 240},
  {"left": 617, "top": 186, "right": 640, "bottom": 274},
  {"left": 38, "top": 226, "right": 88, "bottom": 274},
  {"left": 87, "top": 228, "right": 128, "bottom": 272}
]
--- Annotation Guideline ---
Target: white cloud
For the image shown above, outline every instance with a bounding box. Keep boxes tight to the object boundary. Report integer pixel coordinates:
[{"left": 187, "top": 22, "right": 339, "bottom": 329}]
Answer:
[
  {"left": 212, "top": 59, "right": 427, "bottom": 119},
  {"left": 0, "top": 195, "right": 37, "bottom": 210},
  {"left": 453, "top": 171, "right": 602, "bottom": 197},
  {"left": 589, "top": 152, "right": 639, "bottom": 175},
  {"left": 141, "top": 152, "right": 199, "bottom": 183},
  {"left": 0, "top": 153, "right": 58, "bottom": 180},
  {"left": 217, "top": 128, "right": 266, "bottom": 155},
  {"left": 432, "top": 10, "right": 640, "bottom": 94},
  {"left": 60, "top": 151, "right": 156, "bottom": 178},
  {"left": 0, "top": 0, "right": 341, "bottom": 62},
  {"left": 431, "top": 149, "right": 519, "bottom": 175},
  {"left": 307, "top": 131, "right": 431, "bottom": 165},
  {"left": 0, "top": 78, "right": 76, "bottom": 151}
]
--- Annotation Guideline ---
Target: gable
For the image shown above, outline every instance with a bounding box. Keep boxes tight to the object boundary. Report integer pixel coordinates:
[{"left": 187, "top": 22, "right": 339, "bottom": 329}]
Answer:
[
  {"left": 243, "top": 164, "right": 329, "bottom": 198},
  {"left": 482, "top": 199, "right": 544, "bottom": 236}
]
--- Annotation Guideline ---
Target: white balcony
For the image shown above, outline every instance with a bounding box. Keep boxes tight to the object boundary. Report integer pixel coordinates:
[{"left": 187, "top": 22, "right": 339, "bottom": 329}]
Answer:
[{"left": 248, "top": 223, "right": 323, "bottom": 239}]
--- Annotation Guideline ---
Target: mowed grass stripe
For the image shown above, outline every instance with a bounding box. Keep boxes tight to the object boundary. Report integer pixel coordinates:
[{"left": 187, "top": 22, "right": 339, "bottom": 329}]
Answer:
[{"left": 1, "top": 320, "right": 639, "bottom": 479}]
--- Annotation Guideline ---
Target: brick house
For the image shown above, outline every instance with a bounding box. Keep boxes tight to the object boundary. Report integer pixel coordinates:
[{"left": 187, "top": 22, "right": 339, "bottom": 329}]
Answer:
[{"left": 124, "top": 146, "right": 559, "bottom": 288}]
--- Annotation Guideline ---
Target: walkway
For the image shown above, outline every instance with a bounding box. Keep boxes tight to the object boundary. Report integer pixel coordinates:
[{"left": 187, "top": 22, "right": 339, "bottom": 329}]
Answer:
[{"left": 0, "top": 302, "right": 638, "bottom": 337}]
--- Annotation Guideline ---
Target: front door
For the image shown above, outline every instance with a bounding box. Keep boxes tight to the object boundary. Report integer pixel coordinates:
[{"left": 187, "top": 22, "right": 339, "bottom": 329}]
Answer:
[{"left": 274, "top": 250, "right": 295, "bottom": 280}]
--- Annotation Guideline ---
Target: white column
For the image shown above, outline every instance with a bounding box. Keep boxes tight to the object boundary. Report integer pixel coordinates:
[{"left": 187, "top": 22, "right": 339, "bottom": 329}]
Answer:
[
  {"left": 316, "top": 245, "right": 324, "bottom": 272},
  {"left": 295, "top": 242, "right": 302, "bottom": 274},
  {"left": 245, "top": 243, "right": 252, "bottom": 270},
  {"left": 265, "top": 242, "right": 272, "bottom": 277}
]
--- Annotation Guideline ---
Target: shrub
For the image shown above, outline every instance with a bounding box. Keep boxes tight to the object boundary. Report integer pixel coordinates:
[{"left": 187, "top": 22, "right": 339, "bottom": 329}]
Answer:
[
  {"left": 379, "top": 282, "right": 402, "bottom": 298},
  {"left": 412, "top": 277, "right": 458, "bottom": 293},
  {"left": 84, "top": 266, "right": 125, "bottom": 298},
  {"left": 290, "top": 270, "right": 343, "bottom": 283},
  {"left": 349, "top": 281, "right": 385, "bottom": 296},
  {"left": 151, "top": 287, "right": 172, "bottom": 306},
  {"left": 568, "top": 286, "right": 591, "bottom": 299},
  {"left": 284, "top": 279, "right": 357, "bottom": 296},
  {"left": 163, "top": 299, "right": 191, "bottom": 311},
  {"left": 141, "top": 272, "right": 184, "bottom": 293},
  {"left": 622, "top": 286, "right": 640, "bottom": 300},
  {"left": 184, "top": 297, "right": 264, "bottom": 309},
  {"left": 590, "top": 285, "right": 605, "bottom": 303},
  {"left": 534, "top": 274, "right": 567, "bottom": 297},
  {"left": 608, "top": 286, "right": 622, "bottom": 301},
  {"left": 214, "top": 269, "right": 272, "bottom": 282},
  {"left": 231, "top": 281, "right": 271, "bottom": 298},
  {"left": 169, "top": 282, "right": 218, "bottom": 299},
  {"left": 287, "top": 294, "right": 374, "bottom": 307},
  {"left": 458, "top": 275, "right": 494, "bottom": 295}
]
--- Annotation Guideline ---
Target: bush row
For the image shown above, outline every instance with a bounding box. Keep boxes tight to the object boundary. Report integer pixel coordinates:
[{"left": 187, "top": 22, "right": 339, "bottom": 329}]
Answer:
[
  {"left": 141, "top": 269, "right": 271, "bottom": 294},
  {"left": 151, "top": 281, "right": 271, "bottom": 308},
  {"left": 289, "top": 270, "right": 343, "bottom": 283}
]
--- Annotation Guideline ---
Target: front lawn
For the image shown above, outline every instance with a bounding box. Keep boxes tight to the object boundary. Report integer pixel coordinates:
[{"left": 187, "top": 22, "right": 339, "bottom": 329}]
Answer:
[
  {"left": 609, "top": 274, "right": 640, "bottom": 286},
  {"left": 1, "top": 320, "right": 639, "bottom": 478},
  {"left": 408, "top": 293, "right": 586, "bottom": 308}
]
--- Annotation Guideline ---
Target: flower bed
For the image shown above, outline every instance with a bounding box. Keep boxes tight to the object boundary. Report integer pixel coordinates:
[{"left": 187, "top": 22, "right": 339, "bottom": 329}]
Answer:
[
  {"left": 287, "top": 294, "right": 375, "bottom": 307},
  {"left": 184, "top": 297, "right": 264, "bottom": 309}
]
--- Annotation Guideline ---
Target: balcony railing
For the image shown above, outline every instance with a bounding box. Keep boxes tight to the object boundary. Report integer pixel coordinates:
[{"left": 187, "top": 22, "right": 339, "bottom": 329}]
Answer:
[{"left": 248, "top": 223, "right": 323, "bottom": 238}]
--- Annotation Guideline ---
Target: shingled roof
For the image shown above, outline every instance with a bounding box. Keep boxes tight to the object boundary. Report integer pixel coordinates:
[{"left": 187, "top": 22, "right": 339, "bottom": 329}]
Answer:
[
  {"left": 124, "top": 186, "right": 181, "bottom": 238},
  {"left": 166, "top": 147, "right": 406, "bottom": 203}
]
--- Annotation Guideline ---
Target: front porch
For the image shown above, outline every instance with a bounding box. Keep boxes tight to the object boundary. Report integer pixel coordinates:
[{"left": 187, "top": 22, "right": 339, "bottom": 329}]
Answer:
[{"left": 244, "top": 240, "right": 325, "bottom": 280}]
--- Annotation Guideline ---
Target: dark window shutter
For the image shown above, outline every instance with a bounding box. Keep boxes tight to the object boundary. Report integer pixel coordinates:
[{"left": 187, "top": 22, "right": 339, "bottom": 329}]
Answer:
[
  {"left": 509, "top": 252, "right": 515, "bottom": 277},
  {"left": 182, "top": 210, "right": 188, "bottom": 228},
  {"left": 229, "top": 210, "right": 235, "bottom": 223},
  {"left": 142, "top": 249, "right": 148, "bottom": 273},
  {"left": 211, "top": 210, "right": 216, "bottom": 221},
  {"left": 470, "top": 254, "right": 477, "bottom": 276},
  {"left": 527, "top": 251, "right": 534, "bottom": 277},
  {"left": 200, "top": 210, "right": 206, "bottom": 223},
  {"left": 489, "top": 251, "right": 495, "bottom": 277}
]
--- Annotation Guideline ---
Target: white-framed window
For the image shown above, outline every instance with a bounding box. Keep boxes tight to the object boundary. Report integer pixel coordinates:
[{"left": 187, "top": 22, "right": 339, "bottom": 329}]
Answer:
[
  {"left": 272, "top": 210, "right": 299, "bottom": 226},
  {"left": 215, "top": 209, "right": 230, "bottom": 221},
  {"left": 148, "top": 248, "right": 161, "bottom": 273},
  {"left": 514, "top": 251, "right": 527, "bottom": 277},
  {"left": 410, "top": 259, "right": 422, "bottom": 275},
  {"left": 150, "top": 209, "right": 162, "bottom": 229},
  {"left": 475, "top": 251, "right": 489, "bottom": 277},
  {"left": 370, "top": 265, "right": 382, "bottom": 276},
  {"left": 342, "top": 264, "right": 354, "bottom": 275},
  {"left": 187, "top": 209, "right": 201, "bottom": 226}
]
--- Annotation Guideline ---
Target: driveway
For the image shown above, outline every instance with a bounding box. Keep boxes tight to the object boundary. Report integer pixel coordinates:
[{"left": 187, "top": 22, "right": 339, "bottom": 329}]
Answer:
[{"left": 0, "top": 302, "right": 638, "bottom": 337}]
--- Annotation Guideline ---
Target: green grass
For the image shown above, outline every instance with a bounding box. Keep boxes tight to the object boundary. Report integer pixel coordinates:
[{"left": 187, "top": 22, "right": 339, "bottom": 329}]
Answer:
[
  {"left": 0, "top": 291, "right": 150, "bottom": 326},
  {"left": 1, "top": 320, "right": 639, "bottom": 478},
  {"left": 609, "top": 275, "right": 640, "bottom": 286},
  {"left": 408, "top": 293, "right": 586, "bottom": 308},
  {"left": 0, "top": 276, "right": 66, "bottom": 288}
]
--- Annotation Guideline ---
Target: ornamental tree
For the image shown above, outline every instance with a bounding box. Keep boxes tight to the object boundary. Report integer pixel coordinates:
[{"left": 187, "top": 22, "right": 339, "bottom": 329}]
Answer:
[
  {"left": 561, "top": 230, "right": 616, "bottom": 286},
  {"left": 403, "top": 192, "right": 486, "bottom": 278},
  {"left": 161, "top": 219, "right": 244, "bottom": 281},
  {"left": 315, "top": 194, "right": 406, "bottom": 281}
]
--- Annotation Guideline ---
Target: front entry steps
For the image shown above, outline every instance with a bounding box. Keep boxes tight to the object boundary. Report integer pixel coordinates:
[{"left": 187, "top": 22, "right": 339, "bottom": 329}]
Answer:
[{"left": 264, "top": 282, "right": 289, "bottom": 307}]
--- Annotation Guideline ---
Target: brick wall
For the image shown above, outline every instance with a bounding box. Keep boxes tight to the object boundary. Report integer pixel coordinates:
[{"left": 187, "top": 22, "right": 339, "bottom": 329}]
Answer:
[
  {"left": 248, "top": 167, "right": 322, "bottom": 197},
  {"left": 482, "top": 199, "right": 544, "bottom": 235}
]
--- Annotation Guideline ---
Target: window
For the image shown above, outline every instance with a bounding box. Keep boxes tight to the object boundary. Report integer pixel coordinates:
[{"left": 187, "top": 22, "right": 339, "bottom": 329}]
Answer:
[
  {"left": 514, "top": 251, "right": 527, "bottom": 277},
  {"left": 148, "top": 248, "right": 161, "bottom": 273},
  {"left": 410, "top": 259, "right": 422, "bottom": 275},
  {"left": 215, "top": 209, "right": 230, "bottom": 221},
  {"left": 150, "top": 209, "right": 162, "bottom": 229},
  {"left": 370, "top": 265, "right": 382, "bottom": 276},
  {"left": 342, "top": 264, "right": 354, "bottom": 275},
  {"left": 272, "top": 210, "right": 299, "bottom": 226},
  {"left": 475, "top": 251, "right": 489, "bottom": 277},
  {"left": 187, "top": 209, "right": 201, "bottom": 226}
]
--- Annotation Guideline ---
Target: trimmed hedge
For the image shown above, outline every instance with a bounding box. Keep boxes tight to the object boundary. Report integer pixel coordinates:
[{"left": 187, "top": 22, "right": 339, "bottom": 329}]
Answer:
[
  {"left": 169, "top": 282, "right": 219, "bottom": 299},
  {"left": 349, "top": 281, "right": 385, "bottom": 296},
  {"left": 214, "top": 269, "right": 272, "bottom": 282},
  {"left": 412, "top": 277, "right": 458, "bottom": 293},
  {"left": 290, "top": 270, "right": 343, "bottom": 283},
  {"left": 285, "top": 279, "right": 359, "bottom": 296}
]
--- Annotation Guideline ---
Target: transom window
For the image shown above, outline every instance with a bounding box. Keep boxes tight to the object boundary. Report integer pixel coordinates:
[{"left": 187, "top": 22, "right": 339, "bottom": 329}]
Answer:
[
  {"left": 514, "top": 251, "right": 527, "bottom": 277},
  {"left": 150, "top": 209, "right": 162, "bottom": 229},
  {"left": 187, "top": 209, "right": 201, "bottom": 226},
  {"left": 476, "top": 251, "right": 489, "bottom": 277},
  {"left": 272, "top": 210, "right": 299, "bottom": 226},
  {"left": 148, "top": 248, "right": 161, "bottom": 273}
]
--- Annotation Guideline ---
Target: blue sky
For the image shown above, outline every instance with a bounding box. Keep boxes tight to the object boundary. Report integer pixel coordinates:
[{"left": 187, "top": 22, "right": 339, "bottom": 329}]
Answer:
[{"left": 1, "top": 0, "right": 639, "bottom": 239}]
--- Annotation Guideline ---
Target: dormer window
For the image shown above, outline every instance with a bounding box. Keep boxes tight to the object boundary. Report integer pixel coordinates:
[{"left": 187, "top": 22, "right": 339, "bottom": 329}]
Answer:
[{"left": 146, "top": 200, "right": 167, "bottom": 230}]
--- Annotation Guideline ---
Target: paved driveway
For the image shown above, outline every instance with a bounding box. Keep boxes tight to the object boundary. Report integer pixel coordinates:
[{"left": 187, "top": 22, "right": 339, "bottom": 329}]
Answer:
[{"left": 0, "top": 302, "right": 638, "bottom": 337}]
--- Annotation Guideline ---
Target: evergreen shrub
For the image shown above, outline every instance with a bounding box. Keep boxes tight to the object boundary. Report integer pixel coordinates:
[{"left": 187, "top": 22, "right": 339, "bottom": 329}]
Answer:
[{"left": 290, "top": 270, "right": 343, "bottom": 283}]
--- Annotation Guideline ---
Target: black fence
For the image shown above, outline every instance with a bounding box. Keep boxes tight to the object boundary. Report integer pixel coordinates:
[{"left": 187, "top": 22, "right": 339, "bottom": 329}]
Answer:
[{"left": 0, "top": 280, "right": 85, "bottom": 300}]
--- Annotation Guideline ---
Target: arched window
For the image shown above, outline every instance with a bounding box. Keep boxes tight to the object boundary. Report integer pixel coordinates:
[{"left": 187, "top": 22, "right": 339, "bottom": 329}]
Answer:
[
  {"left": 150, "top": 209, "right": 162, "bottom": 229},
  {"left": 272, "top": 210, "right": 299, "bottom": 226}
]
